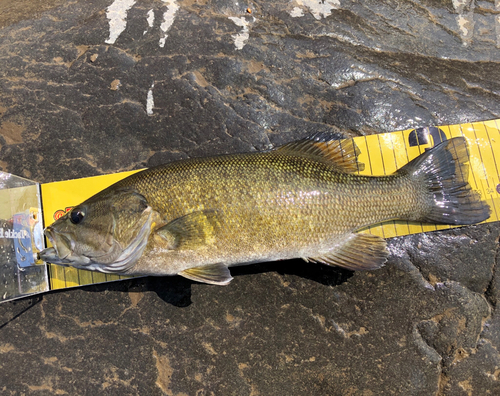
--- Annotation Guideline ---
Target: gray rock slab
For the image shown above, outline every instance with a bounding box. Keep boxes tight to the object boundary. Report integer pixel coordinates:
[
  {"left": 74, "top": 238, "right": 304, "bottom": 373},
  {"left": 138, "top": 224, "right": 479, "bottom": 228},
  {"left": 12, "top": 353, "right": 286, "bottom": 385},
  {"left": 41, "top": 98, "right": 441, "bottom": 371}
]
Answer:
[{"left": 0, "top": 0, "right": 499, "bottom": 394}]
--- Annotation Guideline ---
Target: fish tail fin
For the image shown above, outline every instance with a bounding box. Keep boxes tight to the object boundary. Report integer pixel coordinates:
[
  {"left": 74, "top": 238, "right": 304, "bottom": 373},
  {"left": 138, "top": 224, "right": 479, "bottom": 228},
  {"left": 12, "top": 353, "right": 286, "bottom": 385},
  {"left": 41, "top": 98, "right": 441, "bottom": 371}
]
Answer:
[{"left": 398, "top": 137, "right": 490, "bottom": 225}]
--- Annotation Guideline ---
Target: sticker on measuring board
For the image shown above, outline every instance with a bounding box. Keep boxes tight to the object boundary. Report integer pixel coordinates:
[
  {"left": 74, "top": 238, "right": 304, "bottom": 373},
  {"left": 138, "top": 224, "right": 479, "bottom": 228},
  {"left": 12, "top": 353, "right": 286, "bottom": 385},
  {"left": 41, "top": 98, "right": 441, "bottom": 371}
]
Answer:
[{"left": 0, "top": 174, "right": 48, "bottom": 302}]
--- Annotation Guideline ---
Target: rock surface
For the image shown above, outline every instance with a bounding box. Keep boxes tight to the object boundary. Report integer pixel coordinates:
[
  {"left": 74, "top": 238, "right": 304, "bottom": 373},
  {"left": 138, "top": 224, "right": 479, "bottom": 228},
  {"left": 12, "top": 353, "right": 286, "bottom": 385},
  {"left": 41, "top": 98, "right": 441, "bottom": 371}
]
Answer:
[{"left": 0, "top": 0, "right": 499, "bottom": 394}]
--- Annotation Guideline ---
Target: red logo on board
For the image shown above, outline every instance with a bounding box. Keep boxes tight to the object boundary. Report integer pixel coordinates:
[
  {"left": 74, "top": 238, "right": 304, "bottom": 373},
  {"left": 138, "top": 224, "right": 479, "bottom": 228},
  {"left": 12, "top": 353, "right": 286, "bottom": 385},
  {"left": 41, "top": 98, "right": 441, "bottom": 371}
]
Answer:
[{"left": 53, "top": 207, "right": 73, "bottom": 221}]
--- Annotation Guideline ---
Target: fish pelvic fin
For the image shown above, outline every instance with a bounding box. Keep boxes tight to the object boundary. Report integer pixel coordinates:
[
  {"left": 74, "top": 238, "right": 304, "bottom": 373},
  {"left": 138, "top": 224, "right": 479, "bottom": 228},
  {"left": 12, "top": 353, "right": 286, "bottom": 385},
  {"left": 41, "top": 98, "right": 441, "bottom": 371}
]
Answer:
[
  {"left": 398, "top": 137, "right": 490, "bottom": 225},
  {"left": 155, "top": 209, "right": 221, "bottom": 250},
  {"left": 179, "top": 263, "right": 233, "bottom": 285},
  {"left": 308, "top": 233, "right": 388, "bottom": 271},
  {"left": 277, "top": 133, "right": 365, "bottom": 173}
]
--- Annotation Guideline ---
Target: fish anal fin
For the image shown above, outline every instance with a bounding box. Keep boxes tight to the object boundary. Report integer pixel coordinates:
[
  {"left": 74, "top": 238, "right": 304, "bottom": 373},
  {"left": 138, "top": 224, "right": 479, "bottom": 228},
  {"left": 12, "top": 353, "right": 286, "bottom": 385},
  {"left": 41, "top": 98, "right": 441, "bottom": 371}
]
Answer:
[
  {"left": 155, "top": 209, "right": 221, "bottom": 250},
  {"left": 179, "top": 263, "right": 233, "bottom": 285},
  {"left": 277, "top": 133, "right": 365, "bottom": 173},
  {"left": 309, "top": 233, "right": 388, "bottom": 271}
]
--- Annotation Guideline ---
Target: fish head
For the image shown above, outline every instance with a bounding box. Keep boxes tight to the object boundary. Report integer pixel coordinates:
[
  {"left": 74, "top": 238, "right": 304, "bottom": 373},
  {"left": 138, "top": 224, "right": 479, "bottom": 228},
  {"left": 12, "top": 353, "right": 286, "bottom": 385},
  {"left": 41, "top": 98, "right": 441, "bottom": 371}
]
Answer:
[{"left": 39, "top": 188, "right": 154, "bottom": 273}]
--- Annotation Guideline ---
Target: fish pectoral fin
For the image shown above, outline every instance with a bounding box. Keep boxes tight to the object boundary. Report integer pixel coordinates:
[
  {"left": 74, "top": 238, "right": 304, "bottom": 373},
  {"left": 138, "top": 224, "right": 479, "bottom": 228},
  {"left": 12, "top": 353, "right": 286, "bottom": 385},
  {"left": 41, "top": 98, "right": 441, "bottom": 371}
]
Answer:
[
  {"left": 277, "top": 133, "right": 365, "bottom": 173},
  {"left": 155, "top": 210, "right": 221, "bottom": 250},
  {"left": 179, "top": 263, "right": 233, "bottom": 285},
  {"left": 309, "top": 233, "right": 388, "bottom": 271}
]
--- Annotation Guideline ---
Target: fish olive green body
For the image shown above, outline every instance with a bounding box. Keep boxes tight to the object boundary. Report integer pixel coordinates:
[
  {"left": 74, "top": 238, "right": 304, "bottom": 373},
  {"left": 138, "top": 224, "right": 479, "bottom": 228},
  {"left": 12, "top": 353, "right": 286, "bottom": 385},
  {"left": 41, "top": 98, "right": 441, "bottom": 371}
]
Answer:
[{"left": 40, "top": 135, "right": 490, "bottom": 285}]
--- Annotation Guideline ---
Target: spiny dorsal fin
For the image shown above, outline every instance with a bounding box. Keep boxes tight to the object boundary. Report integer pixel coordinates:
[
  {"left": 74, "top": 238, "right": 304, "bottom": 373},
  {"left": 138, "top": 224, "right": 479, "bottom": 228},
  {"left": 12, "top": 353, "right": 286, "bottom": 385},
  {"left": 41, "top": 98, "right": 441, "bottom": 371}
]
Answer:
[
  {"left": 307, "top": 232, "right": 388, "bottom": 271},
  {"left": 277, "top": 133, "right": 365, "bottom": 173},
  {"left": 154, "top": 210, "right": 221, "bottom": 250},
  {"left": 179, "top": 263, "right": 233, "bottom": 285}
]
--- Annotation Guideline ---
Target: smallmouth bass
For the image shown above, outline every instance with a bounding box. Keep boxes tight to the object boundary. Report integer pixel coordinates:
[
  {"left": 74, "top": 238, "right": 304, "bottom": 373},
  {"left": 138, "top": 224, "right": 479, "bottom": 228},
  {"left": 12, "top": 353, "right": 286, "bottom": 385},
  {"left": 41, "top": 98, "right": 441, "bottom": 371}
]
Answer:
[{"left": 39, "top": 135, "right": 490, "bottom": 285}]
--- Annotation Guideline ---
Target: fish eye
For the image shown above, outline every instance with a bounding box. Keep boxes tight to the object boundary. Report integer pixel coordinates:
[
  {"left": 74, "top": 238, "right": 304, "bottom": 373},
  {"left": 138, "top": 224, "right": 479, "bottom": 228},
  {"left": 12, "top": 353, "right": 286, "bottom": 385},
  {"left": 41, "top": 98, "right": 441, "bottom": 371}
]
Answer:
[{"left": 70, "top": 208, "right": 85, "bottom": 224}]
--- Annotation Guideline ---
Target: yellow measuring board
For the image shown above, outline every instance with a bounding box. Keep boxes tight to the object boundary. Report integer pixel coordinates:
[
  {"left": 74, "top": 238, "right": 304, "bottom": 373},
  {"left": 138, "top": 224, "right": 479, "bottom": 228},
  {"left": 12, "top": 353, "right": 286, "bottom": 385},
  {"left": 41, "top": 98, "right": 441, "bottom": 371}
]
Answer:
[
  {"left": 356, "top": 120, "right": 499, "bottom": 238},
  {"left": 41, "top": 119, "right": 500, "bottom": 291}
]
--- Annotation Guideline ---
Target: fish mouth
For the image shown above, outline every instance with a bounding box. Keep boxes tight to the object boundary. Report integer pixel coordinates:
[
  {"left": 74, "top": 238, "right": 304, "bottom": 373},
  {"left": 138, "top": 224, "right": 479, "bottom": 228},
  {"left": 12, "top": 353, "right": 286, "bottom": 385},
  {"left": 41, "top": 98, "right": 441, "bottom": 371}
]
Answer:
[
  {"left": 45, "top": 227, "right": 72, "bottom": 258},
  {"left": 38, "top": 247, "right": 69, "bottom": 266},
  {"left": 39, "top": 226, "right": 83, "bottom": 265}
]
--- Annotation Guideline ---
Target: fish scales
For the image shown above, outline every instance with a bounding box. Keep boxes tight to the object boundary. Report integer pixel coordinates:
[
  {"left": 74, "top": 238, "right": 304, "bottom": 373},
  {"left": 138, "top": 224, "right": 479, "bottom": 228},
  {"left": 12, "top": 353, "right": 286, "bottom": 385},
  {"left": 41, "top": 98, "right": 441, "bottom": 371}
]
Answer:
[
  {"left": 126, "top": 154, "right": 409, "bottom": 236},
  {"left": 103, "top": 152, "right": 420, "bottom": 275},
  {"left": 39, "top": 136, "right": 490, "bottom": 285}
]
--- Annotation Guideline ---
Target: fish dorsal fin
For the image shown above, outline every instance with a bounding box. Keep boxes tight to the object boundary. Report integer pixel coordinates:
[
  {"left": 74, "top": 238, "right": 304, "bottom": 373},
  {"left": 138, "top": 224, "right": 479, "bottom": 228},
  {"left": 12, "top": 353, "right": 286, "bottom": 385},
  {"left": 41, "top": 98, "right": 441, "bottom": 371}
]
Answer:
[
  {"left": 277, "top": 133, "right": 365, "bottom": 173},
  {"left": 154, "top": 210, "right": 221, "bottom": 250},
  {"left": 307, "top": 233, "right": 388, "bottom": 271},
  {"left": 179, "top": 263, "right": 233, "bottom": 285}
]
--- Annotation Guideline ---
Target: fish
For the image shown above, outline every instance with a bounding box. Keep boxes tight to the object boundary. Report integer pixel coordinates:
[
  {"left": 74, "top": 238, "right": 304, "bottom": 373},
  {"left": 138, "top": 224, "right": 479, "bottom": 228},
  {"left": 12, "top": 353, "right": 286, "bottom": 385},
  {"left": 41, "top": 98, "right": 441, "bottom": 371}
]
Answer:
[{"left": 39, "top": 135, "right": 490, "bottom": 285}]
